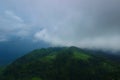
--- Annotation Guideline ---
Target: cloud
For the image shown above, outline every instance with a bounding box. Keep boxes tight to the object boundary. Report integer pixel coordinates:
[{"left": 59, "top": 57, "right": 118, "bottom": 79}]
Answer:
[
  {"left": 5, "top": 10, "right": 23, "bottom": 22},
  {"left": 0, "top": 36, "right": 8, "bottom": 42},
  {"left": 0, "top": 0, "right": 120, "bottom": 51},
  {"left": 34, "top": 28, "right": 120, "bottom": 51},
  {"left": 33, "top": 0, "right": 120, "bottom": 51},
  {"left": 0, "top": 10, "right": 32, "bottom": 41}
]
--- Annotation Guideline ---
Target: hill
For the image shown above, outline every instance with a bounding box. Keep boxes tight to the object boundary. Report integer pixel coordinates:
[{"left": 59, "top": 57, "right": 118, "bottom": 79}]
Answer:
[{"left": 0, "top": 47, "right": 120, "bottom": 80}]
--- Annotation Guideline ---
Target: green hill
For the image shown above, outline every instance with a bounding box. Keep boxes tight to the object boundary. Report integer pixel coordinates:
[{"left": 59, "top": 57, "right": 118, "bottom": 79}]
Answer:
[{"left": 0, "top": 47, "right": 120, "bottom": 80}]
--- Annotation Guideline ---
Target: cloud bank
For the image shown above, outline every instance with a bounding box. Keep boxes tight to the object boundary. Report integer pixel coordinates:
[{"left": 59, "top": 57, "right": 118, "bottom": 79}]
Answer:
[{"left": 0, "top": 0, "right": 120, "bottom": 51}]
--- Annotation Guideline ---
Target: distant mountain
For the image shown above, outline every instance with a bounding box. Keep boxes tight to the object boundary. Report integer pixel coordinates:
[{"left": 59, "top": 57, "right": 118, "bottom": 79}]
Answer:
[{"left": 0, "top": 47, "right": 120, "bottom": 80}]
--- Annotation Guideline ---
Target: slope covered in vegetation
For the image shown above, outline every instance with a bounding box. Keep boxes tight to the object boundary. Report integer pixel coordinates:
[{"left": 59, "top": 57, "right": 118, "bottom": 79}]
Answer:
[{"left": 0, "top": 47, "right": 120, "bottom": 80}]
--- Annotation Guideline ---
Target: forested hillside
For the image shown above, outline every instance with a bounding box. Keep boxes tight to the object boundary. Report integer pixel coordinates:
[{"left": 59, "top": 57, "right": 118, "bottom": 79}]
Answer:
[{"left": 0, "top": 47, "right": 120, "bottom": 80}]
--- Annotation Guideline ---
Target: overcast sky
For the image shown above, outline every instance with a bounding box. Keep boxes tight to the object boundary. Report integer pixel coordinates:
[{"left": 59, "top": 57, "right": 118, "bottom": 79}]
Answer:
[{"left": 0, "top": 0, "right": 120, "bottom": 51}]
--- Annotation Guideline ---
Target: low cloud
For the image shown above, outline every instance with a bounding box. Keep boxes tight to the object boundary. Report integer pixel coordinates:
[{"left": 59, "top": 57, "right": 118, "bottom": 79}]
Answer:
[
  {"left": 34, "top": 28, "right": 120, "bottom": 51},
  {"left": 0, "top": 0, "right": 120, "bottom": 51},
  {"left": 33, "top": 0, "right": 120, "bottom": 51}
]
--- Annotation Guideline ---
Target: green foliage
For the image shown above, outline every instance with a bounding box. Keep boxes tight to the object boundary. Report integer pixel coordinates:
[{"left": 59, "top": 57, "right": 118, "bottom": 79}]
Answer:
[
  {"left": 0, "top": 47, "right": 120, "bottom": 80},
  {"left": 40, "top": 54, "right": 56, "bottom": 62},
  {"left": 74, "top": 52, "right": 91, "bottom": 61},
  {"left": 0, "top": 67, "right": 2, "bottom": 75},
  {"left": 31, "top": 77, "right": 42, "bottom": 80},
  {"left": 0, "top": 66, "right": 5, "bottom": 75}
]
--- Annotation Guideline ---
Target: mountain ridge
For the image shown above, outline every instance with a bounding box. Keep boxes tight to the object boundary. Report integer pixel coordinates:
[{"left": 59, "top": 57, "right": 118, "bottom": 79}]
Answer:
[{"left": 0, "top": 47, "right": 120, "bottom": 80}]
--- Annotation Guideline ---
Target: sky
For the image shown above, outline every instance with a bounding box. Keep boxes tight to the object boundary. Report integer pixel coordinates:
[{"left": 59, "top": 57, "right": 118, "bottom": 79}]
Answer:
[{"left": 0, "top": 0, "right": 120, "bottom": 65}]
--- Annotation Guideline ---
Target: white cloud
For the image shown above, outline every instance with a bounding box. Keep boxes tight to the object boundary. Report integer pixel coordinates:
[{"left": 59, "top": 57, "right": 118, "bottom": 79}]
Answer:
[
  {"left": 78, "top": 36, "right": 120, "bottom": 51},
  {"left": 34, "top": 28, "right": 120, "bottom": 51},
  {"left": 5, "top": 10, "right": 23, "bottom": 22},
  {"left": 32, "top": 0, "right": 120, "bottom": 51},
  {"left": 0, "top": 0, "right": 120, "bottom": 51},
  {"left": 34, "top": 29, "right": 65, "bottom": 46},
  {"left": 0, "top": 10, "right": 33, "bottom": 41}
]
